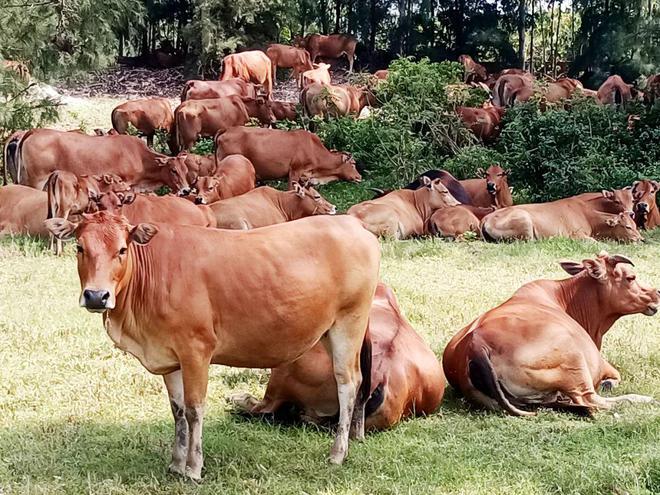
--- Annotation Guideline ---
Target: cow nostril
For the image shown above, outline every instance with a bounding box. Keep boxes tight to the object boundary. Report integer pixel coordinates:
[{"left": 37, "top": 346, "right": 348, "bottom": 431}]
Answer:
[{"left": 194, "top": 197, "right": 204, "bottom": 205}]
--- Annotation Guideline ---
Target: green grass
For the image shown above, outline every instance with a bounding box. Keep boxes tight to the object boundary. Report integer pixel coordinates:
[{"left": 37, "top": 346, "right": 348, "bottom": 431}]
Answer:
[{"left": 1, "top": 233, "right": 660, "bottom": 495}]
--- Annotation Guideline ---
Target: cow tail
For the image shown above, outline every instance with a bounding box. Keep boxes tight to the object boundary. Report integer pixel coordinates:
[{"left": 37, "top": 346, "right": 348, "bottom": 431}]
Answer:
[
  {"left": 467, "top": 336, "right": 534, "bottom": 416},
  {"left": 300, "top": 85, "right": 309, "bottom": 118},
  {"left": 357, "top": 326, "right": 372, "bottom": 408},
  {"left": 495, "top": 79, "right": 505, "bottom": 107},
  {"left": 2, "top": 138, "right": 10, "bottom": 185},
  {"left": 110, "top": 108, "right": 122, "bottom": 134},
  {"left": 480, "top": 218, "right": 496, "bottom": 242},
  {"left": 175, "top": 109, "right": 184, "bottom": 152},
  {"left": 44, "top": 171, "right": 60, "bottom": 219},
  {"left": 614, "top": 87, "right": 623, "bottom": 106},
  {"left": 180, "top": 81, "right": 192, "bottom": 102},
  {"left": 13, "top": 131, "right": 30, "bottom": 185}
]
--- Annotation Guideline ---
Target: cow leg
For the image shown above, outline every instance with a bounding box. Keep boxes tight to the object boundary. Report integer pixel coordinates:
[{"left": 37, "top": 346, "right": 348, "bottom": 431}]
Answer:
[
  {"left": 347, "top": 53, "right": 354, "bottom": 73},
  {"left": 181, "top": 357, "right": 210, "bottom": 481},
  {"left": 163, "top": 370, "right": 188, "bottom": 476},
  {"left": 599, "top": 359, "right": 621, "bottom": 393},
  {"left": 147, "top": 134, "right": 154, "bottom": 148}
]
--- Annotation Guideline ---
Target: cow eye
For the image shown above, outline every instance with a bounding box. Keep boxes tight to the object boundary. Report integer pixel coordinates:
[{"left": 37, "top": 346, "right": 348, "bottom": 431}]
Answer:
[
  {"left": 76, "top": 245, "right": 84, "bottom": 254},
  {"left": 170, "top": 169, "right": 177, "bottom": 175},
  {"left": 627, "top": 275, "right": 636, "bottom": 282},
  {"left": 314, "top": 195, "right": 321, "bottom": 201},
  {"left": 118, "top": 247, "right": 127, "bottom": 256}
]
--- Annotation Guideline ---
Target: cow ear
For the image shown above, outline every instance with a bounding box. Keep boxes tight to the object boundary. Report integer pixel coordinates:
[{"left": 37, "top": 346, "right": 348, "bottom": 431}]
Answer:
[
  {"left": 606, "top": 217, "right": 619, "bottom": 227},
  {"left": 504, "top": 169, "right": 511, "bottom": 176},
  {"left": 583, "top": 258, "right": 607, "bottom": 280},
  {"left": 121, "top": 192, "right": 137, "bottom": 205},
  {"left": 92, "top": 175, "right": 102, "bottom": 182},
  {"left": 44, "top": 218, "right": 78, "bottom": 241},
  {"left": 476, "top": 168, "right": 485, "bottom": 178},
  {"left": 292, "top": 182, "right": 305, "bottom": 198},
  {"left": 421, "top": 175, "right": 432, "bottom": 187},
  {"left": 129, "top": 223, "right": 159, "bottom": 245},
  {"left": 155, "top": 157, "right": 168, "bottom": 167},
  {"left": 559, "top": 260, "right": 585, "bottom": 276},
  {"left": 602, "top": 189, "right": 614, "bottom": 199},
  {"left": 103, "top": 174, "right": 114, "bottom": 185},
  {"left": 652, "top": 180, "right": 660, "bottom": 192}
]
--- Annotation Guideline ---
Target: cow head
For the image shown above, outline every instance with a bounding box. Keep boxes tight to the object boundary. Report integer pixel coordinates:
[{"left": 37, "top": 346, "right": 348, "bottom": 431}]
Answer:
[
  {"left": 600, "top": 187, "right": 634, "bottom": 214},
  {"left": 290, "top": 182, "right": 336, "bottom": 217},
  {"left": 44, "top": 211, "right": 159, "bottom": 312},
  {"left": 478, "top": 165, "right": 510, "bottom": 196},
  {"left": 632, "top": 180, "right": 659, "bottom": 229},
  {"left": 560, "top": 251, "right": 659, "bottom": 317},
  {"left": 194, "top": 176, "right": 223, "bottom": 205},
  {"left": 602, "top": 212, "right": 643, "bottom": 243},
  {"left": 333, "top": 152, "right": 362, "bottom": 183},
  {"left": 420, "top": 176, "right": 460, "bottom": 209},
  {"left": 155, "top": 155, "right": 191, "bottom": 196}
]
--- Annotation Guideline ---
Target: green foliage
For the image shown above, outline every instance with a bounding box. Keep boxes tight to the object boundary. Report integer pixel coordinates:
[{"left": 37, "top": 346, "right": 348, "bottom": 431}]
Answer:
[
  {"left": 442, "top": 145, "right": 506, "bottom": 180},
  {"left": 192, "top": 137, "right": 215, "bottom": 155}
]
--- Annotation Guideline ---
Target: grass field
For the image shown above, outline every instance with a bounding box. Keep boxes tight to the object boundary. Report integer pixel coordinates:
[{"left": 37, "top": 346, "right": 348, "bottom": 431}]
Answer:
[{"left": 1, "top": 233, "right": 659, "bottom": 495}]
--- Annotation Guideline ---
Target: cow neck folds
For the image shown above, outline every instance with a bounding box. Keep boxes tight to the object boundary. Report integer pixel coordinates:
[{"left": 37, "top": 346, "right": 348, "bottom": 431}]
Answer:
[
  {"left": 411, "top": 187, "right": 435, "bottom": 223},
  {"left": 491, "top": 181, "right": 512, "bottom": 209},
  {"left": 554, "top": 275, "right": 620, "bottom": 349},
  {"left": 274, "top": 189, "right": 303, "bottom": 220}
]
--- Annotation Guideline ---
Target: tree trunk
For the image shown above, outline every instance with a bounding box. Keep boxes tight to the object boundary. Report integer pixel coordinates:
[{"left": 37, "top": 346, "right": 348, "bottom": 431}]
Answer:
[
  {"left": 518, "top": 0, "right": 526, "bottom": 69},
  {"left": 334, "top": 0, "right": 342, "bottom": 32},
  {"left": 529, "top": 0, "right": 535, "bottom": 73},
  {"left": 369, "top": 0, "right": 377, "bottom": 54},
  {"left": 552, "top": 3, "right": 562, "bottom": 77}
]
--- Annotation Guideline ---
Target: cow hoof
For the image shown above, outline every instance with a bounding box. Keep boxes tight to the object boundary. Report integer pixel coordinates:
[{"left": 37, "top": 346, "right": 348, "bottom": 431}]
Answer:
[
  {"left": 167, "top": 462, "right": 187, "bottom": 477},
  {"left": 601, "top": 380, "right": 617, "bottom": 393},
  {"left": 328, "top": 448, "right": 347, "bottom": 465},
  {"left": 185, "top": 466, "right": 203, "bottom": 483},
  {"left": 229, "top": 392, "right": 259, "bottom": 411}
]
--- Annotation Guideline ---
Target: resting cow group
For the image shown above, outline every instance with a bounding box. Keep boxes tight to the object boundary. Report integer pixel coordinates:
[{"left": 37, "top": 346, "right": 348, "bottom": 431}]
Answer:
[{"left": 1, "top": 45, "right": 659, "bottom": 482}]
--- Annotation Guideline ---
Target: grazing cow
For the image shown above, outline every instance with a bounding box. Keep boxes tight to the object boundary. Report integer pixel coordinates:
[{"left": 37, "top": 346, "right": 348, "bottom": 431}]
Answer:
[
  {"left": 0, "top": 185, "right": 48, "bottom": 238},
  {"left": 347, "top": 177, "right": 460, "bottom": 239},
  {"left": 45, "top": 211, "right": 380, "bottom": 477},
  {"left": 544, "top": 78, "right": 583, "bottom": 103},
  {"left": 92, "top": 192, "right": 216, "bottom": 228},
  {"left": 456, "top": 102, "right": 505, "bottom": 142},
  {"left": 266, "top": 44, "right": 314, "bottom": 87},
  {"left": 221, "top": 51, "right": 273, "bottom": 98},
  {"left": 403, "top": 170, "right": 473, "bottom": 205},
  {"left": 480, "top": 189, "right": 640, "bottom": 242},
  {"left": 296, "top": 34, "right": 357, "bottom": 73},
  {"left": 373, "top": 70, "right": 389, "bottom": 80},
  {"left": 443, "top": 252, "right": 660, "bottom": 416},
  {"left": 165, "top": 152, "right": 216, "bottom": 185},
  {"left": 597, "top": 75, "right": 633, "bottom": 105},
  {"left": 459, "top": 165, "right": 513, "bottom": 208},
  {"left": 180, "top": 79, "right": 260, "bottom": 101},
  {"left": 232, "top": 282, "right": 445, "bottom": 430},
  {"left": 3, "top": 130, "right": 26, "bottom": 184},
  {"left": 208, "top": 183, "right": 335, "bottom": 229},
  {"left": 193, "top": 155, "right": 256, "bottom": 204},
  {"left": 429, "top": 205, "right": 495, "bottom": 239},
  {"left": 302, "top": 63, "right": 331, "bottom": 87},
  {"left": 10, "top": 129, "right": 190, "bottom": 193},
  {"left": 173, "top": 96, "right": 276, "bottom": 151},
  {"left": 111, "top": 98, "right": 174, "bottom": 148},
  {"left": 1, "top": 60, "right": 30, "bottom": 80},
  {"left": 632, "top": 180, "right": 660, "bottom": 230},
  {"left": 493, "top": 74, "right": 534, "bottom": 107},
  {"left": 270, "top": 100, "right": 298, "bottom": 121},
  {"left": 458, "top": 55, "right": 487, "bottom": 83},
  {"left": 644, "top": 74, "right": 660, "bottom": 104},
  {"left": 215, "top": 127, "right": 361, "bottom": 185},
  {"left": 301, "top": 82, "right": 374, "bottom": 118}
]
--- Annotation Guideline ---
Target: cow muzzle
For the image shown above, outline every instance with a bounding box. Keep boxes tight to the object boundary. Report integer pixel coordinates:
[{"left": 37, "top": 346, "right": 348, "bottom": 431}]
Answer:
[
  {"left": 194, "top": 196, "right": 206, "bottom": 205},
  {"left": 636, "top": 202, "right": 649, "bottom": 214},
  {"left": 80, "top": 289, "right": 114, "bottom": 313},
  {"left": 487, "top": 182, "right": 497, "bottom": 194},
  {"left": 178, "top": 188, "right": 191, "bottom": 197}
]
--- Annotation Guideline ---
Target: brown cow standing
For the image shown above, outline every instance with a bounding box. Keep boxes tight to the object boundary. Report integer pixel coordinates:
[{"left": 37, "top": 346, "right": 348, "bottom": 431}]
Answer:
[
  {"left": 173, "top": 96, "right": 275, "bottom": 151},
  {"left": 632, "top": 180, "right": 660, "bottom": 230},
  {"left": 493, "top": 74, "right": 534, "bottom": 107},
  {"left": 270, "top": 100, "right": 298, "bottom": 121},
  {"left": 11, "top": 129, "right": 190, "bottom": 193},
  {"left": 644, "top": 74, "right": 660, "bottom": 105},
  {"left": 458, "top": 55, "right": 488, "bottom": 83},
  {"left": 297, "top": 34, "right": 357, "bottom": 73},
  {"left": 180, "top": 79, "right": 259, "bottom": 101},
  {"left": 193, "top": 155, "right": 256, "bottom": 205},
  {"left": 456, "top": 103, "right": 505, "bottom": 142},
  {"left": 597, "top": 75, "right": 633, "bottom": 105},
  {"left": 480, "top": 189, "right": 640, "bottom": 242},
  {"left": 429, "top": 205, "right": 495, "bottom": 239},
  {"left": 347, "top": 177, "right": 460, "bottom": 239},
  {"left": 221, "top": 51, "right": 273, "bottom": 98},
  {"left": 208, "top": 183, "right": 335, "bottom": 229},
  {"left": 215, "top": 127, "right": 361, "bottom": 185},
  {"left": 111, "top": 98, "right": 174, "bottom": 148},
  {"left": 232, "top": 283, "right": 445, "bottom": 430},
  {"left": 302, "top": 63, "right": 331, "bottom": 87},
  {"left": 45, "top": 211, "right": 380, "bottom": 477},
  {"left": 443, "top": 252, "right": 659, "bottom": 416},
  {"left": 301, "top": 82, "right": 373, "bottom": 118},
  {"left": 266, "top": 44, "right": 314, "bottom": 87},
  {"left": 0, "top": 185, "right": 49, "bottom": 238},
  {"left": 459, "top": 165, "right": 513, "bottom": 208}
]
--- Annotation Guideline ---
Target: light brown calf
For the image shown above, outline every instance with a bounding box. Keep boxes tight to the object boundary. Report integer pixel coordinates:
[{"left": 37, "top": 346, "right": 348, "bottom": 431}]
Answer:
[
  {"left": 296, "top": 34, "right": 357, "bottom": 73},
  {"left": 544, "top": 78, "right": 583, "bottom": 103},
  {"left": 456, "top": 103, "right": 505, "bottom": 142},
  {"left": 0, "top": 185, "right": 48, "bottom": 238},
  {"left": 632, "top": 180, "right": 660, "bottom": 230},
  {"left": 429, "top": 205, "right": 495, "bottom": 239},
  {"left": 270, "top": 100, "right": 298, "bottom": 121},
  {"left": 302, "top": 63, "right": 331, "bottom": 87},
  {"left": 492, "top": 74, "right": 534, "bottom": 107},
  {"left": 221, "top": 51, "right": 273, "bottom": 98},
  {"left": 597, "top": 75, "right": 633, "bottom": 105},
  {"left": 301, "top": 82, "right": 373, "bottom": 118},
  {"left": 459, "top": 165, "right": 513, "bottom": 208},
  {"left": 111, "top": 98, "right": 174, "bottom": 148},
  {"left": 266, "top": 44, "right": 313, "bottom": 87},
  {"left": 458, "top": 55, "right": 487, "bottom": 83},
  {"left": 193, "top": 155, "right": 256, "bottom": 204}
]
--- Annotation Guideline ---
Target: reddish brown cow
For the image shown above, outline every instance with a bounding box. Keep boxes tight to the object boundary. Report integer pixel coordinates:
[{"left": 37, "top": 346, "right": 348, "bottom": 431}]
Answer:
[
  {"left": 111, "top": 98, "right": 174, "bottom": 148},
  {"left": 11, "top": 129, "right": 190, "bottom": 192},
  {"left": 644, "top": 74, "right": 660, "bottom": 104},
  {"left": 443, "top": 252, "right": 660, "bottom": 416},
  {"left": 221, "top": 51, "right": 273, "bottom": 98},
  {"left": 266, "top": 44, "right": 314, "bottom": 87},
  {"left": 193, "top": 155, "right": 256, "bottom": 204},
  {"left": 173, "top": 96, "right": 275, "bottom": 151},
  {"left": 301, "top": 63, "right": 331, "bottom": 87},
  {"left": 544, "top": 78, "right": 583, "bottom": 103},
  {"left": 296, "top": 34, "right": 357, "bottom": 73},
  {"left": 459, "top": 165, "right": 513, "bottom": 208},
  {"left": 493, "top": 74, "right": 534, "bottom": 107},
  {"left": 180, "top": 79, "right": 260, "bottom": 101},
  {"left": 301, "top": 82, "right": 374, "bottom": 118},
  {"left": 233, "top": 282, "right": 445, "bottom": 430},
  {"left": 208, "top": 183, "right": 335, "bottom": 229},
  {"left": 458, "top": 55, "right": 487, "bottom": 83},
  {"left": 164, "top": 152, "right": 216, "bottom": 185},
  {"left": 456, "top": 102, "right": 505, "bottom": 142},
  {"left": 597, "top": 75, "right": 633, "bottom": 105},
  {"left": 347, "top": 177, "right": 460, "bottom": 239},
  {"left": 270, "top": 100, "right": 298, "bottom": 121},
  {"left": 429, "top": 205, "right": 495, "bottom": 239},
  {"left": 632, "top": 180, "right": 660, "bottom": 230},
  {"left": 0, "top": 185, "right": 48, "bottom": 238},
  {"left": 45, "top": 211, "right": 380, "bottom": 477},
  {"left": 480, "top": 189, "right": 639, "bottom": 242},
  {"left": 373, "top": 69, "right": 389, "bottom": 80},
  {"left": 215, "top": 127, "right": 361, "bottom": 185}
]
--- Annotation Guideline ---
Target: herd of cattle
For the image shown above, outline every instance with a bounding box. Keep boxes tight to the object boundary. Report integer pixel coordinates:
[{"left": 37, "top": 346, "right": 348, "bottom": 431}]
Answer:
[{"left": 2, "top": 35, "right": 660, "bottom": 480}]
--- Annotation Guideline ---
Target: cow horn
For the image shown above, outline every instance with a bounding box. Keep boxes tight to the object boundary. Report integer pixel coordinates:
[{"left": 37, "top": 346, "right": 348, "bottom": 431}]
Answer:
[{"left": 608, "top": 254, "right": 635, "bottom": 267}]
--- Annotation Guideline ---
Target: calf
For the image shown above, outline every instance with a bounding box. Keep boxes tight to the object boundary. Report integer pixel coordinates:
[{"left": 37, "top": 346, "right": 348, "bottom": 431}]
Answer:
[
  {"left": 458, "top": 55, "right": 487, "bottom": 83},
  {"left": 443, "top": 252, "right": 659, "bottom": 416},
  {"left": 403, "top": 170, "right": 473, "bottom": 204},
  {"left": 632, "top": 180, "right": 660, "bottom": 230},
  {"left": 266, "top": 44, "right": 313, "bottom": 87},
  {"left": 215, "top": 127, "right": 361, "bottom": 185},
  {"left": 193, "top": 155, "right": 256, "bottom": 204},
  {"left": 180, "top": 78, "right": 259, "bottom": 101},
  {"left": 208, "top": 183, "right": 335, "bottom": 229},
  {"left": 493, "top": 74, "right": 534, "bottom": 107},
  {"left": 111, "top": 98, "right": 174, "bottom": 148},
  {"left": 296, "top": 34, "right": 357, "bottom": 73},
  {"left": 347, "top": 177, "right": 460, "bottom": 239},
  {"left": 302, "top": 63, "right": 331, "bottom": 88},
  {"left": 373, "top": 70, "right": 389, "bottom": 80},
  {"left": 301, "top": 83, "right": 373, "bottom": 118},
  {"left": 221, "top": 50, "right": 273, "bottom": 98},
  {"left": 173, "top": 96, "right": 275, "bottom": 151},
  {"left": 597, "top": 75, "right": 633, "bottom": 105},
  {"left": 644, "top": 74, "right": 660, "bottom": 105},
  {"left": 459, "top": 165, "right": 513, "bottom": 208},
  {"left": 232, "top": 283, "right": 445, "bottom": 430},
  {"left": 456, "top": 103, "right": 505, "bottom": 142},
  {"left": 0, "top": 185, "right": 48, "bottom": 238},
  {"left": 168, "top": 152, "right": 216, "bottom": 185},
  {"left": 429, "top": 205, "right": 494, "bottom": 239},
  {"left": 544, "top": 78, "right": 583, "bottom": 103},
  {"left": 270, "top": 100, "right": 298, "bottom": 121}
]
